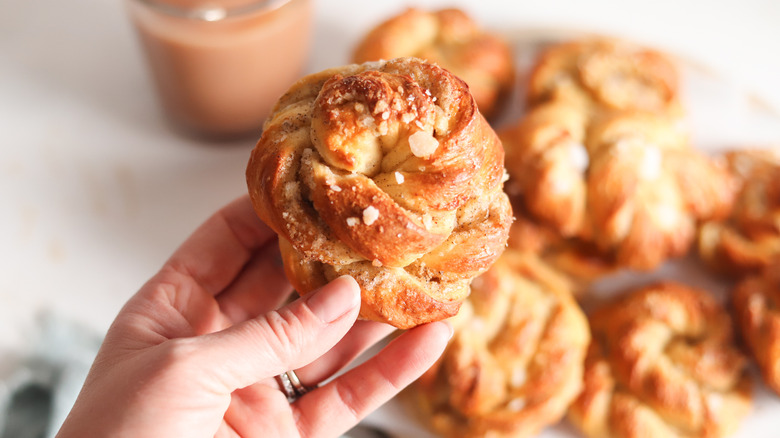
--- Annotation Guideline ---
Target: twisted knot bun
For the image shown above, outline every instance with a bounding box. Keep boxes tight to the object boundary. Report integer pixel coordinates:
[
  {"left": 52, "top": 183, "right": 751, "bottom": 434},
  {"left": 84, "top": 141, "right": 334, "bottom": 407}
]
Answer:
[
  {"left": 733, "top": 268, "right": 780, "bottom": 395},
  {"left": 699, "top": 150, "right": 780, "bottom": 275},
  {"left": 415, "top": 250, "right": 589, "bottom": 438},
  {"left": 502, "top": 106, "right": 736, "bottom": 270},
  {"left": 246, "top": 58, "right": 512, "bottom": 329},
  {"left": 528, "top": 38, "right": 681, "bottom": 116},
  {"left": 569, "top": 283, "right": 751, "bottom": 438},
  {"left": 352, "top": 8, "right": 514, "bottom": 119},
  {"left": 506, "top": 205, "right": 617, "bottom": 286},
  {"left": 502, "top": 38, "right": 735, "bottom": 272}
]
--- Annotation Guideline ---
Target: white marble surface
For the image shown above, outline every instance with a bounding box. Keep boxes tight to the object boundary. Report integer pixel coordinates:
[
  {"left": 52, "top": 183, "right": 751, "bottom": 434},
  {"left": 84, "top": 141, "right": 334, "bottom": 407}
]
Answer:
[{"left": 1, "top": 0, "right": 780, "bottom": 436}]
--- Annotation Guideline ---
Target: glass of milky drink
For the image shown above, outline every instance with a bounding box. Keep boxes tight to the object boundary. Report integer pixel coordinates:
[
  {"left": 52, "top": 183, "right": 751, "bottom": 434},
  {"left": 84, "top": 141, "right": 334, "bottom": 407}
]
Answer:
[{"left": 126, "top": 0, "right": 312, "bottom": 140}]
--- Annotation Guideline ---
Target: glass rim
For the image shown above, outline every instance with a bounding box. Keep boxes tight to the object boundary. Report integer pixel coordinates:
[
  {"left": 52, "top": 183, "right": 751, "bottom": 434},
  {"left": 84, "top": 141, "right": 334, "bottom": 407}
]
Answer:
[{"left": 133, "top": 0, "right": 292, "bottom": 21}]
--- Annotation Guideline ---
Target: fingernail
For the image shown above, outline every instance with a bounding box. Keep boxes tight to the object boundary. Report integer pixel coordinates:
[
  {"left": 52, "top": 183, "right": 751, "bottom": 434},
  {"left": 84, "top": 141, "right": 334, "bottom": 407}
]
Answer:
[
  {"left": 442, "top": 321, "right": 454, "bottom": 340},
  {"left": 307, "top": 275, "right": 361, "bottom": 323}
]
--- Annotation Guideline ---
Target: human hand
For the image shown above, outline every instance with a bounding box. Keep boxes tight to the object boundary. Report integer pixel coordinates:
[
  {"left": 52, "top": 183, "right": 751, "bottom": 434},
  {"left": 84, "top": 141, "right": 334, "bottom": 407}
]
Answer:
[{"left": 56, "top": 196, "right": 452, "bottom": 438}]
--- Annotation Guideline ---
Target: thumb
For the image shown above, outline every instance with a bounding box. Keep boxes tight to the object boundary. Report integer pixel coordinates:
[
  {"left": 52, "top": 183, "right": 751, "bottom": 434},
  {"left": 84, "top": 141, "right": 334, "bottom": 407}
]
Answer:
[{"left": 195, "top": 275, "right": 361, "bottom": 392}]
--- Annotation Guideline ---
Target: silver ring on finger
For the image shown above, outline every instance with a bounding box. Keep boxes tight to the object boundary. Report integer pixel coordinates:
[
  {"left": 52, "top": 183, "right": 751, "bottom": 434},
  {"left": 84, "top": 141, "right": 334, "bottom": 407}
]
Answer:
[{"left": 275, "top": 370, "right": 315, "bottom": 402}]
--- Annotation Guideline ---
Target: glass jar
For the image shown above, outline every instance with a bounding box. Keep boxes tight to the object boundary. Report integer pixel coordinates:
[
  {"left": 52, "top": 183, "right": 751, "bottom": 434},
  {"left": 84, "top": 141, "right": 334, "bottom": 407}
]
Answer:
[{"left": 126, "top": 0, "right": 313, "bottom": 140}]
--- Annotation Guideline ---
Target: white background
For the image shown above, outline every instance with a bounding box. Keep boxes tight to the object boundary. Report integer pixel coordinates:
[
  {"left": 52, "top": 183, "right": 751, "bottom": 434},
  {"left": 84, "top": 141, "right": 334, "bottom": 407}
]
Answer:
[{"left": 1, "top": 0, "right": 780, "bottom": 436}]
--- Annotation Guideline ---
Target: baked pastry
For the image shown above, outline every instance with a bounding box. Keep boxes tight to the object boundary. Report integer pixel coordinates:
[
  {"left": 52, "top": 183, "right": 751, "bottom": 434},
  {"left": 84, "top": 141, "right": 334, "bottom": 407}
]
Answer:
[
  {"left": 352, "top": 8, "right": 514, "bottom": 119},
  {"left": 527, "top": 37, "right": 682, "bottom": 117},
  {"left": 698, "top": 149, "right": 780, "bottom": 275},
  {"left": 507, "top": 202, "right": 617, "bottom": 287},
  {"left": 415, "top": 250, "right": 590, "bottom": 438},
  {"left": 733, "top": 267, "right": 780, "bottom": 394},
  {"left": 569, "top": 282, "right": 752, "bottom": 438},
  {"left": 501, "top": 106, "right": 737, "bottom": 270},
  {"left": 246, "top": 58, "right": 512, "bottom": 329}
]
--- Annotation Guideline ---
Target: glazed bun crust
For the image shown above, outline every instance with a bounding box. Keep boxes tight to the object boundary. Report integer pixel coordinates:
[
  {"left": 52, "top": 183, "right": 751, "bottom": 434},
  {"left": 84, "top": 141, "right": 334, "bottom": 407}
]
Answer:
[
  {"left": 527, "top": 38, "right": 681, "bottom": 116},
  {"left": 416, "top": 250, "right": 590, "bottom": 438},
  {"left": 247, "top": 57, "right": 512, "bottom": 329},
  {"left": 502, "top": 107, "right": 736, "bottom": 271},
  {"left": 733, "top": 268, "right": 780, "bottom": 394},
  {"left": 568, "top": 282, "right": 751, "bottom": 438},
  {"left": 699, "top": 150, "right": 780, "bottom": 275},
  {"left": 353, "top": 8, "right": 514, "bottom": 119}
]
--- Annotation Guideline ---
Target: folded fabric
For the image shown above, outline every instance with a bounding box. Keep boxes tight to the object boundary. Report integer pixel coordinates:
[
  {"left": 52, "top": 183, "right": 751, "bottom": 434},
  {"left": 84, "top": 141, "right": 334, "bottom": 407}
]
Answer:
[{"left": 0, "top": 313, "right": 101, "bottom": 438}]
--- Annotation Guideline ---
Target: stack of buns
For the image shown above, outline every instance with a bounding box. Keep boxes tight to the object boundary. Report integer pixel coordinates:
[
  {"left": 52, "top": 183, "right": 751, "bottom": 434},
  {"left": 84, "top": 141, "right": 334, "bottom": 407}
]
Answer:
[{"left": 245, "top": 6, "right": 780, "bottom": 437}]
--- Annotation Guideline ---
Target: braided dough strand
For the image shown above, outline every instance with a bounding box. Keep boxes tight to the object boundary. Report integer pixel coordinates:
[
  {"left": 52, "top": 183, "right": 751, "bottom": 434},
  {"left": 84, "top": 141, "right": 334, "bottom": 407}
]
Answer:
[
  {"left": 568, "top": 283, "right": 752, "bottom": 438},
  {"left": 247, "top": 58, "right": 512, "bottom": 328}
]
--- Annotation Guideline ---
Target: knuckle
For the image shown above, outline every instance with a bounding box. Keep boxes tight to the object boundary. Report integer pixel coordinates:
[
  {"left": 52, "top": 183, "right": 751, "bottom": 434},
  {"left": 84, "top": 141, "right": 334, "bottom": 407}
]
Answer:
[
  {"left": 145, "top": 338, "right": 204, "bottom": 383},
  {"left": 258, "top": 308, "right": 309, "bottom": 360},
  {"left": 375, "top": 358, "right": 404, "bottom": 392},
  {"left": 335, "top": 380, "right": 363, "bottom": 423},
  {"left": 157, "top": 338, "right": 201, "bottom": 367}
]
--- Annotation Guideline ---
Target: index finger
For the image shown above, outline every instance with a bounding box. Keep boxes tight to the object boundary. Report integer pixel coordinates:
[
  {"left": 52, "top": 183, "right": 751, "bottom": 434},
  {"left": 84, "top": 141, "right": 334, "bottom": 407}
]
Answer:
[
  {"left": 162, "top": 194, "right": 277, "bottom": 296},
  {"left": 292, "top": 321, "right": 452, "bottom": 437}
]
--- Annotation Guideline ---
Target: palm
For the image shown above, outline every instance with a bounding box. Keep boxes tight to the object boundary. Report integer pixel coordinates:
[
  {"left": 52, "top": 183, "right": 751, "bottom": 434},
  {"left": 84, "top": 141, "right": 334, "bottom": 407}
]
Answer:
[
  {"left": 219, "top": 385, "right": 297, "bottom": 437},
  {"left": 96, "top": 262, "right": 294, "bottom": 436},
  {"left": 57, "top": 196, "right": 450, "bottom": 438}
]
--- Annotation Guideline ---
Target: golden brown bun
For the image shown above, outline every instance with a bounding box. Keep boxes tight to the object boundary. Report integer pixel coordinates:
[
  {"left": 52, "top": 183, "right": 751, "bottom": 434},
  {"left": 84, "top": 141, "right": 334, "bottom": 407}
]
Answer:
[
  {"left": 568, "top": 282, "right": 752, "bottom": 438},
  {"left": 507, "top": 201, "right": 617, "bottom": 288},
  {"left": 733, "top": 268, "right": 780, "bottom": 394},
  {"left": 699, "top": 149, "right": 780, "bottom": 276},
  {"left": 501, "top": 106, "right": 737, "bottom": 271},
  {"left": 246, "top": 58, "right": 512, "bottom": 329},
  {"left": 528, "top": 38, "right": 682, "bottom": 117},
  {"left": 352, "top": 8, "right": 514, "bottom": 119},
  {"left": 415, "top": 250, "right": 590, "bottom": 438}
]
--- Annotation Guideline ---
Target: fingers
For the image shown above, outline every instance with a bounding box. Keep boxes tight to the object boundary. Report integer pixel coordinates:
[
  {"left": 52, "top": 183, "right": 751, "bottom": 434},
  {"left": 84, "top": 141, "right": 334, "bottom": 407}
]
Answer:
[
  {"left": 295, "top": 320, "right": 397, "bottom": 386},
  {"left": 293, "top": 321, "right": 453, "bottom": 438},
  {"left": 220, "top": 386, "right": 299, "bottom": 438},
  {"left": 216, "top": 242, "right": 293, "bottom": 324},
  {"left": 163, "top": 195, "right": 277, "bottom": 297},
  {"left": 192, "top": 276, "right": 361, "bottom": 392}
]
